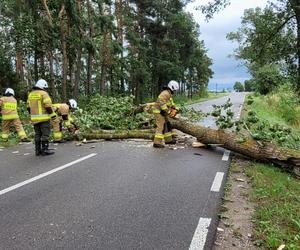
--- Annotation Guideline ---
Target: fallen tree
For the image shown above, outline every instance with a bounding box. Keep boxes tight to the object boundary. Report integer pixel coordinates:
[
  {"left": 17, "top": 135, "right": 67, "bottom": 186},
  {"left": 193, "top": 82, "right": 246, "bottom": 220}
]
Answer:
[
  {"left": 78, "top": 129, "right": 154, "bottom": 140},
  {"left": 78, "top": 117, "right": 300, "bottom": 178},
  {"left": 171, "top": 118, "right": 300, "bottom": 177}
]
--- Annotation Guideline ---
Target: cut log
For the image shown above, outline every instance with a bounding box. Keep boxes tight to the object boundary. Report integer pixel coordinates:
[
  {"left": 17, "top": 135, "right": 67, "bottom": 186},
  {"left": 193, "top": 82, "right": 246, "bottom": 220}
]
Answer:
[
  {"left": 78, "top": 129, "right": 154, "bottom": 140},
  {"left": 170, "top": 118, "right": 300, "bottom": 178}
]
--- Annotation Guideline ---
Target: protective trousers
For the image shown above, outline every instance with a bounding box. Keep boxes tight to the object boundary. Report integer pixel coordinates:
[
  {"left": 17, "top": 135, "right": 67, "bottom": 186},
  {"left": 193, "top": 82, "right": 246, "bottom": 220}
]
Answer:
[
  {"left": 1, "top": 119, "right": 27, "bottom": 141},
  {"left": 51, "top": 116, "right": 63, "bottom": 141},
  {"left": 153, "top": 114, "right": 173, "bottom": 145},
  {"left": 34, "top": 121, "right": 52, "bottom": 156}
]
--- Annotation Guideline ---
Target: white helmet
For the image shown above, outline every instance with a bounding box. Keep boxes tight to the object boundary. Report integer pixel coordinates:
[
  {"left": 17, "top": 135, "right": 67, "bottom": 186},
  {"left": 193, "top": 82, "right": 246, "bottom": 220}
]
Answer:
[
  {"left": 168, "top": 80, "right": 179, "bottom": 91},
  {"left": 5, "top": 88, "right": 15, "bottom": 96},
  {"left": 35, "top": 79, "right": 48, "bottom": 89},
  {"left": 69, "top": 99, "right": 77, "bottom": 109}
]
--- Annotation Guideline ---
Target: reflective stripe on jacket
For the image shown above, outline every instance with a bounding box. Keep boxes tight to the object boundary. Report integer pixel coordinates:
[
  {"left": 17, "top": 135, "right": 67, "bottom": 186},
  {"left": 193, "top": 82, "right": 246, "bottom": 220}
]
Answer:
[
  {"left": 27, "top": 90, "right": 53, "bottom": 123},
  {"left": 53, "top": 103, "right": 73, "bottom": 127},
  {"left": 152, "top": 89, "right": 175, "bottom": 114},
  {"left": 0, "top": 96, "right": 19, "bottom": 120}
]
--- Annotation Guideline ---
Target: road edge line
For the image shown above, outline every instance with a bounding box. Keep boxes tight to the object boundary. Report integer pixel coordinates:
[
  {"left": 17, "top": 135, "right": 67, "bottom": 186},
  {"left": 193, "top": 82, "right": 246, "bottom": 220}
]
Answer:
[{"left": 189, "top": 217, "right": 212, "bottom": 250}]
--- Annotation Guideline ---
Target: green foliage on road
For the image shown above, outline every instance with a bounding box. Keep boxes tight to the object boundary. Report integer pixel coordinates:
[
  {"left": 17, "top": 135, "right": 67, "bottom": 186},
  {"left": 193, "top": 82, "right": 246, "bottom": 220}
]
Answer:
[
  {"left": 246, "top": 163, "right": 300, "bottom": 250},
  {"left": 211, "top": 86, "right": 300, "bottom": 150},
  {"left": 75, "top": 95, "right": 149, "bottom": 131},
  {"left": 0, "top": 95, "right": 204, "bottom": 145}
]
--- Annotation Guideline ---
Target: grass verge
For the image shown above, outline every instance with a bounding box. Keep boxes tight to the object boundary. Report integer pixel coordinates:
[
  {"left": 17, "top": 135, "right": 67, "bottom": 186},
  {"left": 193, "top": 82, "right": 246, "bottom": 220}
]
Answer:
[
  {"left": 246, "top": 163, "right": 300, "bottom": 249},
  {"left": 245, "top": 93, "right": 300, "bottom": 249}
]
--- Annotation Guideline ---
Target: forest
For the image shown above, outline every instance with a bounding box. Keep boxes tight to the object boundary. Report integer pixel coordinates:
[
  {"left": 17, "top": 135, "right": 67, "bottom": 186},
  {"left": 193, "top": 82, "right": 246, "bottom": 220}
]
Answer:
[{"left": 0, "top": 0, "right": 213, "bottom": 103}]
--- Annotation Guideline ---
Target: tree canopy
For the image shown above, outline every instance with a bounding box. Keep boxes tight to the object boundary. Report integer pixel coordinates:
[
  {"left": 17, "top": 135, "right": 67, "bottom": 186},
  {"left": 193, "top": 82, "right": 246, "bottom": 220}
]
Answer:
[{"left": 0, "top": 0, "right": 213, "bottom": 102}]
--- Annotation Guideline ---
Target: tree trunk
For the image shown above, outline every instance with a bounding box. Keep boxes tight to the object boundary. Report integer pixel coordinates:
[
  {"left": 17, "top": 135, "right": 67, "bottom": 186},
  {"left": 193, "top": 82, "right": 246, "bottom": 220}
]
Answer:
[
  {"left": 74, "top": 47, "right": 82, "bottom": 98},
  {"left": 74, "top": 0, "right": 83, "bottom": 98},
  {"left": 99, "top": 3, "right": 112, "bottom": 95},
  {"left": 15, "top": 40, "right": 24, "bottom": 82},
  {"left": 40, "top": 50, "right": 45, "bottom": 78},
  {"left": 48, "top": 51, "right": 55, "bottom": 98},
  {"left": 290, "top": 0, "right": 300, "bottom": 94},
  {"left": 34, "top": 46, "right": 39, "bottom": 81},
  {"left": 78, "top": 129, "right": 154, "bottom": 140},
  {"left": 115, "top": 0, "right": 125, "bottom": 92},
  {"left": 86, "top": 0, "right": 93, "bottom": 96},
  {"left": 59, "top": 4, "right": 68, "bottom": 101},
  {"left": 170, "top": 118, "right": 300, "bottom": 177}
]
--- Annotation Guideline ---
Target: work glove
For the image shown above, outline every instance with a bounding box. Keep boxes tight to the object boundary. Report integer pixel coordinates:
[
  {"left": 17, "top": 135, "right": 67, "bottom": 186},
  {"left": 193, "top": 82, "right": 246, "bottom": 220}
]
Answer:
[
  {"left": 160, "top": 110, "right": 168, "bottom": 117},
  {"left": 169, "top": 107, "right": 177, "bottom": 118},
  {"left": 68, "top": 127, "right": 77, "bottom": 134}
]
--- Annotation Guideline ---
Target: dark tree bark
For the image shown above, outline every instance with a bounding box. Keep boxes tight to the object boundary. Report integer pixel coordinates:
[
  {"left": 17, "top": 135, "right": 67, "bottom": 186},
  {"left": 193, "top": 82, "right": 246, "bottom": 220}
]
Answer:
[
  {"left": 48, "top": 51, "right": 55, "bottom": 98},
  {"left": 290, "top": 0, "right": 300, "bottom": 93},
  {"left": 74, "top": 0, "right": 83, "bottom": 98},
  {"left": 86, "top": 0, "right": 94, "bottom": 95},
  {"left": 59, "top": 4, "right": 68, "bottom": 101},
  {"left": 99, "top": 6, "right": 112, "bottom": 96}
]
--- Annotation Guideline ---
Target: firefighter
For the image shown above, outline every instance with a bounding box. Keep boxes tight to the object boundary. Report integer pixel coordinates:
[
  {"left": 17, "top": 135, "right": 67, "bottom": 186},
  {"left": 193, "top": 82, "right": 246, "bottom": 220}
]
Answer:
[
  {"left": 51, "top": 99, "right": 78, "bottom": 143},
  {"left": 27, "top": 79, "right": 55, "bottom": 156},
  {"left": 0, "top": 88, "right": 29, "bottom": 142},
  {"left": 153, "top": 80, "right": 179, "bottom": 148}
]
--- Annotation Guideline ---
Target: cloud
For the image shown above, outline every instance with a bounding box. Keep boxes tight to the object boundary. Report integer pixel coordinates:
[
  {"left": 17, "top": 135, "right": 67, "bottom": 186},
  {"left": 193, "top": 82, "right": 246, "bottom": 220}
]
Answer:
[{"left": 186, "top": 0, "right": 269, "bottom": 86}]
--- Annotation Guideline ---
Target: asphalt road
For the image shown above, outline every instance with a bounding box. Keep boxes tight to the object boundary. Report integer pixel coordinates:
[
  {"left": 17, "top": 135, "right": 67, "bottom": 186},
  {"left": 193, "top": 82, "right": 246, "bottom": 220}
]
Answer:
[
  {"left": 190, "top": 92, "right": 246, "bottom": 128},
  {"left": 0, "top": 92, "right": 246, "bottom": 250}
]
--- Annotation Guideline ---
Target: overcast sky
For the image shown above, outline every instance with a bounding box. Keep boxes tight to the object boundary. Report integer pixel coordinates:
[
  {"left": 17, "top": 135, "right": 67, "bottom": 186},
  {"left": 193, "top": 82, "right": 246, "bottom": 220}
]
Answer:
[{"left": 186, "top": 0, "right": 269, "bottom": 87}]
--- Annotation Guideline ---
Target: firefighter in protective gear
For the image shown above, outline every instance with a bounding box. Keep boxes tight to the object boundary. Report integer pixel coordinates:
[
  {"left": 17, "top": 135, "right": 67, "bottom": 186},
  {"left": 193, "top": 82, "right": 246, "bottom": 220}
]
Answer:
[
  {"left": 51, "top": 99, "right": 78, "bottom": 143},
  {"left": 153, "top": 80, "right": 179, "bottom": 148},
  {"left": 0, "top": 88, "right": 29, "bottom": 142},
  {"left": 27, "top": 79, "right": 55, "bottom": 156}
]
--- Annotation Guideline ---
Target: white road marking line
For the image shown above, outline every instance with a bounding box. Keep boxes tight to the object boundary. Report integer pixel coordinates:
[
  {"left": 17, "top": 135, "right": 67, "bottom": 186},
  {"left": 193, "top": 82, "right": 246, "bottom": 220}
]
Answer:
[
  {"left": 210, "top": 172, "right": 224, "bottom": 192},
  {"left": 189, "top": 217, "right": 211, "bottom": 250},
  {"left": 222, "top": 150, "right": 230, "bottom": 161},
  {"left": 0, "top": 153, "right": 97, "bottom": 196}
]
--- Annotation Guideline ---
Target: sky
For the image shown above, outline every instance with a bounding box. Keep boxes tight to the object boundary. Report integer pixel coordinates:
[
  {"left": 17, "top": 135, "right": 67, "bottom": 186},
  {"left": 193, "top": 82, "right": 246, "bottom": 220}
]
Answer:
[{"left": 186, "top": 0, "right": 269, "bottom": 89}]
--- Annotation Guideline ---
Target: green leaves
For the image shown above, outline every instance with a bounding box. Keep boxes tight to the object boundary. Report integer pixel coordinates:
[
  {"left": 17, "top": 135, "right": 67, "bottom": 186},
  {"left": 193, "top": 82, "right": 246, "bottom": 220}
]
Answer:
[
  {"left": 74, "top": 95, "right": 151, "bottom": 131},
  {"left": 212, "top": 98, "right": 235, "bottom": 130}
]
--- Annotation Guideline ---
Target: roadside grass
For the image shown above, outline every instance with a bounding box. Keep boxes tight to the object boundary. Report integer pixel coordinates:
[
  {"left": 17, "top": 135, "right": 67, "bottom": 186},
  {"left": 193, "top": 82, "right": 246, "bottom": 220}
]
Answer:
[
  {"left": 246, "top": 163, "right": 300, "bottom": 249},
  {"left": 250, "top": 94, "right": 300, "bottom": 129},
  {"left": 244, "top": 93, "right": 300, "bottom": 249},
  {"left": 246, "top": 94, "right": 300, "bottom": 151},
  {"left": 250, "top": 96, "right": 288, "bottom": 126}
]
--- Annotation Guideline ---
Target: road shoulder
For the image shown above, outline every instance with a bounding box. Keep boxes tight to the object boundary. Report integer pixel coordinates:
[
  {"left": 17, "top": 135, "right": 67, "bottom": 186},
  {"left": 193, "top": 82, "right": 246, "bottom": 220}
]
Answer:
[{"left": 213, "top": 156, "right": 257, "bottom": 250}]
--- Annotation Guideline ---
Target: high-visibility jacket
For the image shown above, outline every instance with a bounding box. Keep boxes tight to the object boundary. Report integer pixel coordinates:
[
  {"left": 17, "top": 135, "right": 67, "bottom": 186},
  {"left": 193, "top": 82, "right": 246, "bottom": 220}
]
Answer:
[
  {"left": 52, "top": 103, "right": 74, "bottom": 127},
  {"left": 0, "top": 96, "right": 19, "bottom": 120},
  {"left": 152, "top": 89, "right": 175, "bottom": 114},
  {"left": 27, "top": 89, "right": 53, "bottom": 124}
]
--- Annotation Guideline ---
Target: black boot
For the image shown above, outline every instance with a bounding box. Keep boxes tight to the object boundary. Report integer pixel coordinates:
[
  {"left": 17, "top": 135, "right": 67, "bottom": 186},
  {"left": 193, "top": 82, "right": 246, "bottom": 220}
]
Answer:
[
  {"left": 153, "top": 143, "right": 165, "bottom": 148},
  {"left": 21, "top": 138, "right": 31, "bottom": 143},
  {"left": 35, "top": 140, "right": 42, "bottom": 156},
  {"left": 41, "top": 141, "right": 55, "bottom": 156},
  {"left": 165, "top": 139, "right": 176, "bottom": 145},
  {"left": 53, "top": 139, "right": 66, "bottom": 143}
]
